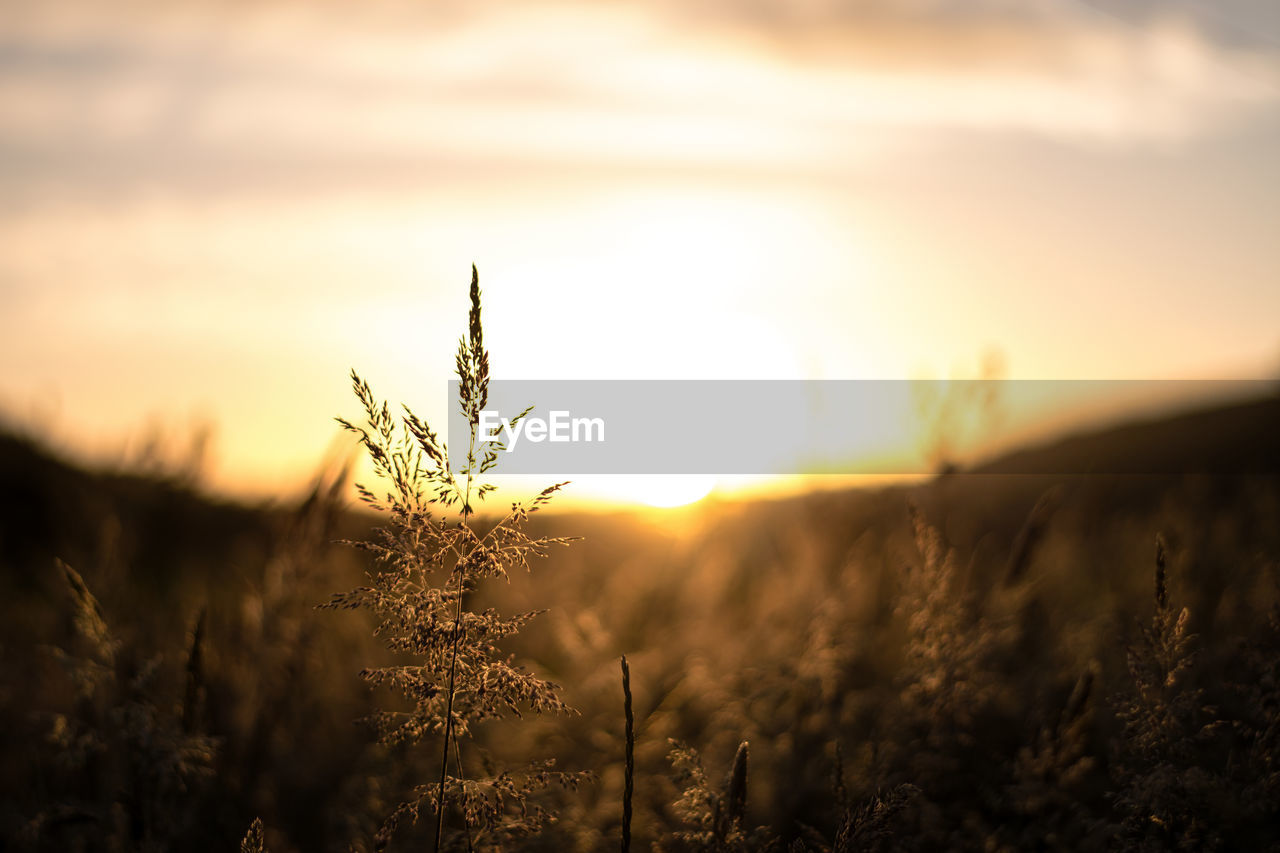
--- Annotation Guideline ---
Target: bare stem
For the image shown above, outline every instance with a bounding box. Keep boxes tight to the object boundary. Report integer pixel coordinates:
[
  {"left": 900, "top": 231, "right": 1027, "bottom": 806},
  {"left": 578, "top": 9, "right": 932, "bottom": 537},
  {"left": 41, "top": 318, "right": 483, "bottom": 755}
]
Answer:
[
  {"left": 434, "top": 424, "right": 476, "bottom": 851},
  {"left": 434, "top": 570, "right": 465, "bottom": 851},
  {"left": 621, "top": 655, "right": 634, "bottom": 853}
]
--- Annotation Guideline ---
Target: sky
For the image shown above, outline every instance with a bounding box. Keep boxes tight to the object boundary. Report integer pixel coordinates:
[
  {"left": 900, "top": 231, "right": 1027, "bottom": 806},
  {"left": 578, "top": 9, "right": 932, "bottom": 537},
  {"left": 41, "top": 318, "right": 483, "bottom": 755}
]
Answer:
[{"left": 1, "top": 0, "right": 1278, "bottom": 505}]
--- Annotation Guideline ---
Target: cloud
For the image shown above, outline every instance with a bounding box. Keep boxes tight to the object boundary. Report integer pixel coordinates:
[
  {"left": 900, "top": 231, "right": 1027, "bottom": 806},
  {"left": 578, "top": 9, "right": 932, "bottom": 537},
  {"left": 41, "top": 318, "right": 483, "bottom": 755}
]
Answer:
[
  {"left": 651, "top": 0, "right": 1280, "bottom": 55},
  {"left": 0, "top": 0, "right": 1276, "bottom": 199}
]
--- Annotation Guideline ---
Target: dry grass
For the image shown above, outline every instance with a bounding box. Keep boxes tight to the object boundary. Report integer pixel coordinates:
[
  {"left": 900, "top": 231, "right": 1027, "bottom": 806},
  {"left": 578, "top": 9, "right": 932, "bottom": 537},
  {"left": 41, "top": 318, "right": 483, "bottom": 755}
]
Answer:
[{"left": 324, "top": 267, "right": 586, "bottom": 850}]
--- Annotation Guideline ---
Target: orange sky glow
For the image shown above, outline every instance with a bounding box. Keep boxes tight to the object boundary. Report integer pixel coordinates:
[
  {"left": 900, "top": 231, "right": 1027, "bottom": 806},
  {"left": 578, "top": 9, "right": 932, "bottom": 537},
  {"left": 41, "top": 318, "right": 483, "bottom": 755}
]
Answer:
[{"left": 2, "top": 0, "right": 1278, "bottom": 507}]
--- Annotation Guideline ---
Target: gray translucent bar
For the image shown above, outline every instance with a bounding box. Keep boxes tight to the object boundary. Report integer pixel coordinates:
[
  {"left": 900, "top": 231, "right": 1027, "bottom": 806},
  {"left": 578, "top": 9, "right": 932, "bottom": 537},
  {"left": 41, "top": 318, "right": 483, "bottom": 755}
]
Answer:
[{"left": 445, "top": 380, "right": 1279, "bottom": 475}]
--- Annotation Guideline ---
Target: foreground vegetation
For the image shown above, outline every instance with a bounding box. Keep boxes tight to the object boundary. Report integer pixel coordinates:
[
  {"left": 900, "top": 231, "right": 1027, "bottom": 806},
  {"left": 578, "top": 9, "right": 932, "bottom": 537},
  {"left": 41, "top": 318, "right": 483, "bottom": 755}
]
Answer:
[
  {"left": 4, "top": 431, "right": 1280, "bottom": 851},
  {"left": 2, "top": 275, "right": 1278, "bottom": 850}
]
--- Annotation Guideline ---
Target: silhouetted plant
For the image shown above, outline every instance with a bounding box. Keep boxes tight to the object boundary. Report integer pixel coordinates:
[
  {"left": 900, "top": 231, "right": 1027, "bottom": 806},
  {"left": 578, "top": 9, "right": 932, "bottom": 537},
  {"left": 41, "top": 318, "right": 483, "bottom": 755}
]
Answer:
[
  {"left": 663, "top": 740, "right": 769, "bottom": 852},
  {"left": 884, "top": 509, "right": 1008, "bottom": 800},
  {"left": 1111, "top": 537, "right": 1230, "bottom": 851},
  {"left": 24, "top": 561, "right": 216, "bottom": 851},
  {"left": 622, "top": 655, "right": 635, "bottom": 853},
  {"left": 1002, "top": 667, "right": 1104, "bottom": 850},
  {"left": 324, "top": 267, "right": 585, "bottom": 850},
  {"left": 240, "top": 817, "right": 267, "bottom": 853},
  {"left": 829, "top": 783, "right": 920, "bottom": 853}
]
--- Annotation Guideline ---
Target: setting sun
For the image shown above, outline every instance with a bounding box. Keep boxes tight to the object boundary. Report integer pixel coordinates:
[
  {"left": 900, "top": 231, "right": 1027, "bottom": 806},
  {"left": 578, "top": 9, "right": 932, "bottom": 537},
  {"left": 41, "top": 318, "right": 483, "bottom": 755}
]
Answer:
[
  {"left": 4, "top": 0, "right": 1280, "bottom": 849},
  {"left": 605, "top": 474, "right": 718, "bottom": 509}
]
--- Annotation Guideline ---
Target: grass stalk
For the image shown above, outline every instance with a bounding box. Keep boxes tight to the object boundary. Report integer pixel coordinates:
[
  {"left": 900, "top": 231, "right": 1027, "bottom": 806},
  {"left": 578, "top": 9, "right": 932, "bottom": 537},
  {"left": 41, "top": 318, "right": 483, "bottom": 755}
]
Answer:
[
  {"left": 435, "top": 405, "right": 477, "bottom": 850},
  {"left": 621, "top": 655, "right": 634, "bottom": 853}
]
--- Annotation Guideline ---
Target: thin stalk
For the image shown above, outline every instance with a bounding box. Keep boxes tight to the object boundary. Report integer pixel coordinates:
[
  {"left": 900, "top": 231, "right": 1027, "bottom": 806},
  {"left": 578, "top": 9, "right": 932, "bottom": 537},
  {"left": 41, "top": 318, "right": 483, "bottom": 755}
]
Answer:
[
  {"left": 453, "top": 731, "right": 473, "bottom": 853},
  {"left": 621, "top": 655, "right": 634, "bottom": 853},
  {"left": 435, "top": 421, "right": 476, "bottom": 851}
]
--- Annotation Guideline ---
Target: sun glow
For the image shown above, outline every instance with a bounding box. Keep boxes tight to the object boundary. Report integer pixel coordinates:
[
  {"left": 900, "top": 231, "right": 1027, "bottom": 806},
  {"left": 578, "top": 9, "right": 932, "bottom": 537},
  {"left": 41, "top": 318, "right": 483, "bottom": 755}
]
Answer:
[
  {"left": 548, "top": 474, "right": 717, "bottom": 509},
  {"left": 478, "top": 187, "right": 846, "bottom": 383},
  {"left": 612, "top": 475, "right": 718, "bottom": 508}
]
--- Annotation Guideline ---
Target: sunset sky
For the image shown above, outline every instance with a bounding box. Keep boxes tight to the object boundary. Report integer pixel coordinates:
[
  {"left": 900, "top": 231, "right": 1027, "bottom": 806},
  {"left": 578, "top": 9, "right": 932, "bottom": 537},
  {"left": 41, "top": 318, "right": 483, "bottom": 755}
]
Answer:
[{"left": 2, "top": 0, "right": 1278, "bottom": 504}]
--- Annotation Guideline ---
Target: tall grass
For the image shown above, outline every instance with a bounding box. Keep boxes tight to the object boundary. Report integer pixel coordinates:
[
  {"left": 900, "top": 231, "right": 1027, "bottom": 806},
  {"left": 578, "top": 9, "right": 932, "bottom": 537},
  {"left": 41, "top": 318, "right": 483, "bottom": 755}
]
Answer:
[
  {"left": 325, "top": 267, "right": 586, "bottom": 850},
  {"left": 4, "top": 271, "right": 1280, "bottom": 851}
]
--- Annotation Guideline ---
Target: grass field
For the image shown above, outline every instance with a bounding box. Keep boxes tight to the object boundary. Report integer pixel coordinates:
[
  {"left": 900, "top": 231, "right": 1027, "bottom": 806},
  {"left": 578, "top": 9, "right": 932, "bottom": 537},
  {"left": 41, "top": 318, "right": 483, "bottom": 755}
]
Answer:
[
  {"left": 3, "top": 356, "right": 1279, "bottom": 851},
  {"left": 4, "top": 2, "right": 1278, "bottom": 848}
]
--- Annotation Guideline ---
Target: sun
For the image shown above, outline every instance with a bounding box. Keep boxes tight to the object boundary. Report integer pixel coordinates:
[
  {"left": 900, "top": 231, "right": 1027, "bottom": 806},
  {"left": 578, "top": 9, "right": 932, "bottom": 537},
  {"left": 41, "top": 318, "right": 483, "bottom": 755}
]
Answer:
[
  {"left": 567, "top": 475, "right": 717, "bottom": 509},
  {"left": 627, "top": 475, "right": 717, "bottom": 508}
]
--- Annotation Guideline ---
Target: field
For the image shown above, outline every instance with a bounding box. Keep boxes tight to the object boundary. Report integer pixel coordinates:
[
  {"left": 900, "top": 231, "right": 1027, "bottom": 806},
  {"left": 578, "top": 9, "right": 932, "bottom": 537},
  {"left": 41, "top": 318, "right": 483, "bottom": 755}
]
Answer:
[
  {"left": 2, "top": 385, "right": 1279, "bottom": 851},
  {"left": 4, "top": 0, "right": 1277, "bottom": 849}
]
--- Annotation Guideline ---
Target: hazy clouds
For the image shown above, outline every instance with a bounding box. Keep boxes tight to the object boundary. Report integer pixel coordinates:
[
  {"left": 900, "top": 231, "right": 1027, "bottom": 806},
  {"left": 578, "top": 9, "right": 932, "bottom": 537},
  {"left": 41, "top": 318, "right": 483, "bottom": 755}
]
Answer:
[{"left": 2, "top": 0, "right": 1277, "bottom": 200}]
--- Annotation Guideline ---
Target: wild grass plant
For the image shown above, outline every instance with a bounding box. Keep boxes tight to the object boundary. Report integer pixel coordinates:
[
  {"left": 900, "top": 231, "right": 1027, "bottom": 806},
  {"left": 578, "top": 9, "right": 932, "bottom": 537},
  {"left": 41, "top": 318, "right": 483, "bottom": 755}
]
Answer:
[
  {"left": 240, "top": 817, "right": 267, "bottom": 853},
  {"left": 662, "top": 739, "right": 761, "bottom": 852},
  {"left": 1109, "top": 537, "right": 1244, "bottom": 851},
  {"left": 324, "top": 267, "right": 586, "bottom": 850},
  {"left": 23, "top": 561, "right": 217, "bottom": 851}
]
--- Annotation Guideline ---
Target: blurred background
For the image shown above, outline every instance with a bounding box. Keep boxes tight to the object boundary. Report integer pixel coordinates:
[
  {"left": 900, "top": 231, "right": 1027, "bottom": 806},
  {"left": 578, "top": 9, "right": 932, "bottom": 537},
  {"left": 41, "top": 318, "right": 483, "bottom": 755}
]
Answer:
[
  {"left": 2, "top": 0, "right": 1279, "bottom": 505},
  {"left": 5, "top": 4, "right": 1280, "bottom": 851}
]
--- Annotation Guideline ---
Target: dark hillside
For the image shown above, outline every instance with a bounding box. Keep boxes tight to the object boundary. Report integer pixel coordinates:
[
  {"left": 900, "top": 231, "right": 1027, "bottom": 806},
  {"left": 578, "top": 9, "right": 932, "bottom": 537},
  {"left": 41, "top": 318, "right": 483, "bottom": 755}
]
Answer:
[{"left": 2, "top": 394, "right": 1279, "bottom": 850}]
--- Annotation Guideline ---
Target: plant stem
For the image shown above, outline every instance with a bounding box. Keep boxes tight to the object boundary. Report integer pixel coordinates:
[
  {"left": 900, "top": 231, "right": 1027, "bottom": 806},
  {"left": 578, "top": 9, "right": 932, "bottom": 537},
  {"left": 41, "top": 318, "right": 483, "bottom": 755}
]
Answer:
[
  {"left": 435, "top": 423, "right": 476, "bottom": 851},
  {"left": 434, "top": 572, "right": 464, "bottom": 851},
  {"left": 453, "top": 730, "right": 473, "bottom": 853},
  {"left": 621, "top": 655, "right": 634, "bottom": 853}
]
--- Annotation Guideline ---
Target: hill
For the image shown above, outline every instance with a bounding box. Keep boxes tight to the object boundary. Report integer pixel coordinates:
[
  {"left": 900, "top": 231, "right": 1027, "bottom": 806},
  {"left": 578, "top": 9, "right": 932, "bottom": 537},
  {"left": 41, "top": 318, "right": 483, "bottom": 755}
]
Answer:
[{"left": 2, "top": 393, "right": 1279, "bottom": 851}]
